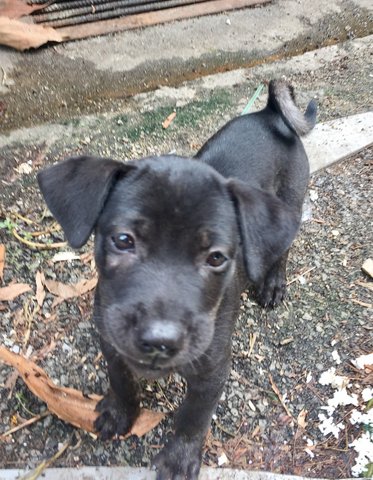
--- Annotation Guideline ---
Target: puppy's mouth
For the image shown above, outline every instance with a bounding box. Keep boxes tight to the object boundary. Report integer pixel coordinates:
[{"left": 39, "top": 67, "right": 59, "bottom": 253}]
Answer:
[
  {"left": 123, "top": 353, "right": 175, "bottom": 378},
  {"left": 130, "top": 355, "right": 166, "bottom": 370}
]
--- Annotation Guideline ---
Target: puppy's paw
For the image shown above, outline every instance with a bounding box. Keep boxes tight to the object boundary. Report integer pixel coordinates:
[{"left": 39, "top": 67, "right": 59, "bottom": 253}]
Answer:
[
  {"left": 153, "top": 436, "right": 202, "bottom": 480},
  {"left": 256, "top": 269, "right": 287, "bottom": 308},
  {"left": 94, "top": 392, "right": 138, "bottom": 440}
]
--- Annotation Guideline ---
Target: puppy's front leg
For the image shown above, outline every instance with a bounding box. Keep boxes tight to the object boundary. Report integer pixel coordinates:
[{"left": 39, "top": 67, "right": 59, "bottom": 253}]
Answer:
[
  {"left": 256, "top": 250, "right": 289, "bottom": 308},
  {"left": 94, "top": 339, "right": 140, "bottom": 440},
  {"left": 153, "top": 358, "right": 230, "bottom": 480}
]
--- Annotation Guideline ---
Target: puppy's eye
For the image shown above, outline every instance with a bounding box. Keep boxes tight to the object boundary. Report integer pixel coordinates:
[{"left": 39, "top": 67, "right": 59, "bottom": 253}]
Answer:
[
  {"left": 112, "top": 233, "right": 135, "bottom": 252},
  {"left": 206, "top": 251, "right": 227, "bottom": 268}
]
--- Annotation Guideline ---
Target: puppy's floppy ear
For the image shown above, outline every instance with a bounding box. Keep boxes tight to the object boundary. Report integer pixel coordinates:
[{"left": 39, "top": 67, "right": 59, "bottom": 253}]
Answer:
[
  {"left": 37, "top": 156, "right": 135, "bottom": 249},
  {"left": 227, "top": 179, "right": 300, "bottom": 284}
]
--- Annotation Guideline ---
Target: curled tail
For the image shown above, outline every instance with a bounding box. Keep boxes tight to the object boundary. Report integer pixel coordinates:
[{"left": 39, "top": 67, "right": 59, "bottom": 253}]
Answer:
[{"left": 268, "top": 79, "right": 317, "bottom": 136}]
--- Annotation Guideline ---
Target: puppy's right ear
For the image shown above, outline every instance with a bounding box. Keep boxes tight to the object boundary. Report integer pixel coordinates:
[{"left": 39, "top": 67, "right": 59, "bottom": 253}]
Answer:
[
  {"left": 37, "top": 156, "right": 135, "bottom": 249},
  {"left": 227, "top": 179, "right": 301, "bottom": 285}
]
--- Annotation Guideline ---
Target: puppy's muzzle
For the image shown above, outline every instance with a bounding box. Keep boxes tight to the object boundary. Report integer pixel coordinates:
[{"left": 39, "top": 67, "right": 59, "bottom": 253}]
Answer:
[{"left": 136, "top": 320, "right": 185, "bottom": 361}]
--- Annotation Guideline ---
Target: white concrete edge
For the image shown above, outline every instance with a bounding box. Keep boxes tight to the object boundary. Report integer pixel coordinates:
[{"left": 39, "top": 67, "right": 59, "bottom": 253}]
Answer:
[
  {"left": 304, "top": 111, "right": 373, "bottom": 174},
  {"left": 0, "top": 466, "right": 360, "bottom": 480},
  {"left": 0, "top": 115, "right": 101, "bottom": 150}
]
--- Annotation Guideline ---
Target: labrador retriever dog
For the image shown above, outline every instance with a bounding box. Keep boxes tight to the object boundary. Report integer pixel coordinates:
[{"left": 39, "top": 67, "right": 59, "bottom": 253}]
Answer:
[{"left": 37, "top": 80, "right": 316, "bottom": 480}]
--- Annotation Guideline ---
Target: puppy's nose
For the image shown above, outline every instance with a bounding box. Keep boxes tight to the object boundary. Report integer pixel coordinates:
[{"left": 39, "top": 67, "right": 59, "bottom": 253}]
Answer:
[{"left": 137, "top": 321, "right": 184, "bottom": 359}]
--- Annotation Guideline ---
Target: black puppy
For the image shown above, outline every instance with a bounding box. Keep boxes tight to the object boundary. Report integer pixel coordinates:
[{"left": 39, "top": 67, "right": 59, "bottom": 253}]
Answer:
[{"left": 38, "top": 80, "right": 316, "bottom": 479}]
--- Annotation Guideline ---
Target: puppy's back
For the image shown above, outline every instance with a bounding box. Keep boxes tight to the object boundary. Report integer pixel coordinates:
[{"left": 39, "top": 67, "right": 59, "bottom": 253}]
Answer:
[{"left": 195, "top": 80, "right": 315, "bottom": 188}]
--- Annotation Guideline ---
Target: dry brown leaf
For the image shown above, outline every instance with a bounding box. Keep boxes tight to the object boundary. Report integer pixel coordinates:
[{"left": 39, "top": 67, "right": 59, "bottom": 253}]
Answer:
[
  {"left": 0, "top": 16, "right": 64, "bottom": 51},
  {"left": 0, "top": 0, "right": 48, "bottom": 19},
  {"left": 75, "top": 277, "right": 98, "bottom": 295},
  {"left": 0, "top": 244, "right": 5, "bottom": 280},
  {"left": 44, "top": 277, "right": 97, "bottom": 306},
  {"left": 0, "top": 282, "right": 32, "bottom": 302},
  {"left": 44, "top": 279, "right": 78, "bottom": 299},
  {"left": 162, "top": 111, "right": 177, "bottom": 129},
  {"left": 297, "top": 409, "right": 308, "bottom": 429},
  {"left": 0, "top": 346, "right": 166, "bottom": 435},
  {"left": 4, "top": 369, "right": 19, "bottom": 398},
  {"left": 35, "top": 271, "right": 45, "bottom": 307},
  {"left": 130, "top": 408, "right": 166, "bottom": 438}
]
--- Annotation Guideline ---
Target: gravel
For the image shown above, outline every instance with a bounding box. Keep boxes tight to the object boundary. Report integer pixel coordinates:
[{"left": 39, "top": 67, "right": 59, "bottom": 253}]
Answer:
[{"left": 0, "top": 55, "right": 372, "bottom": 476}]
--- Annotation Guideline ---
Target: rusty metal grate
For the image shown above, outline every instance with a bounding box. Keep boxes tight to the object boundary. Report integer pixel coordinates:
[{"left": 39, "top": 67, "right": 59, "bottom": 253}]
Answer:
[
  {"left": 0, "top": 0, "right": 270, "bottom": 50},
  {"left": 29, "top": 0, "right": 219, "bottom": 28}
]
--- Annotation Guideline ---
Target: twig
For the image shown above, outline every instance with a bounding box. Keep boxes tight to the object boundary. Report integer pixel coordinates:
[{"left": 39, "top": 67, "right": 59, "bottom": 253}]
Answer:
[
  {"left": 155, "top": 381, "right": 175, "bottom": 412},
  {"left": 213, "top": 419, "right": 236, "bottom": 437},
  {"left": 15, "top": 392, "right": 38, "bottom": 417},
  {"left": 248, "top": 332, "right": 257, "bottom": 357},
  {"left": 0, "top": 411, "right": 50, "bottom": 439},
  {"left": 287, "top": 266, "right": 316, "bottom": 286},
  {"left": 12, "top": 229, "right": 66, "bottom": 250},
  {"left": 355, "top": 281, "right": 373, "bottom": 292},
  {"left": 305, "top": 382, "right": 326, "bottom": 402},
  {"left": 20, "top": 438, "right": 70, "bottom": 480},
  {"left": 326, "top": 446, "right": 351, "bottom": 453},
  {"left": 12, "top": 213, "right": 38, "bottom": 226},
  {"left": 312, "top": 218, "right": 326, "bottom": 224},
  {"left": 231, "top": 435, "right": 245, "bottom": 454},
  {"left": 230, "top": 369, "right": 250, "bottom": 386},
  {"left": 30, "top": 224, "right": 61, "bottom": 238},
  {"left": 350, "top": 298, "right": 372, "bottom": 308},
  {"left": 292, "top": 426, "right": 300, "bottom": 468},
  {"left": 0, "top": 243, "right": 5, "bottom": 280},
  {"left": 22, "top": 298, "right": 40, "bottom": 351},
  {"left": 344, "top": 426, "right": 349, "bottom": 452},
  {"left": 1, "top": 67, "right": 6, "bottom": 86},
  {"left": 268, "top": 374, "right": 294, "bottom": 420}
]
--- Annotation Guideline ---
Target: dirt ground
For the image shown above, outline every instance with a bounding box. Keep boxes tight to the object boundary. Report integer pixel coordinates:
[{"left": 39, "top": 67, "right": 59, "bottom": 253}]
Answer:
[
  {"left": 0, "top": 8, "right": 372, "bottom": 479},
  {"left": 0, "top": 0, "right": 372, "bottom": 132}
]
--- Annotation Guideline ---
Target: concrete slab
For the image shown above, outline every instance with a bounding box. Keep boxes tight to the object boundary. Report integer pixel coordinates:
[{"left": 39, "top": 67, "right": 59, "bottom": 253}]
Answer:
[
  {"left": 0, "top": 466, "right": 356, "bottom": 480},
  {"left": 304, "top": 112, "right": 373, "bottom": 173}
]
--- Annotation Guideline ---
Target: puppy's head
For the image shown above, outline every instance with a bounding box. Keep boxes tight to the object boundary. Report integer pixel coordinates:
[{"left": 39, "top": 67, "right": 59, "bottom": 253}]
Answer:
[{"left": 38, "top": 155, "right": 299, "bottom": 377}]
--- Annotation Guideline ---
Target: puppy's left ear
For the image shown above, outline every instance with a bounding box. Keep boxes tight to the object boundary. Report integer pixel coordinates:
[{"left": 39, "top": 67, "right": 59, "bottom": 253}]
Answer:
[
  {"left": 227, "top": 179, "right": 301, "bottom": 284},
  {"left": 37, "top": 156, "right": 135, "bottom": 249}
]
